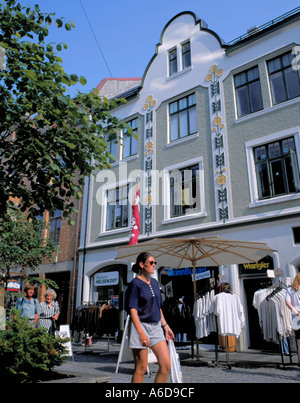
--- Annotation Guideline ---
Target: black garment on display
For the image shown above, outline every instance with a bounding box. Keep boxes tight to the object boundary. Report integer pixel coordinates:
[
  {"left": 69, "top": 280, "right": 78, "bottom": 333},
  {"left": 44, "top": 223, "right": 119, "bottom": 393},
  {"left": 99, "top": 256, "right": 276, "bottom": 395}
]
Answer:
[{"left": 162, "top": 297, "right": 193, "bottom": 335}]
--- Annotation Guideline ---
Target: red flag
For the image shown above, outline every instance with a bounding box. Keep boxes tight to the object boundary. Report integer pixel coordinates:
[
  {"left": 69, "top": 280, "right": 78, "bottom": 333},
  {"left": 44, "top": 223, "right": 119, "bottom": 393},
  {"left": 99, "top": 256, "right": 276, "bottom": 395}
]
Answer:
[{"left": 129, "top": 181, "right": 140, "bottom": 245}]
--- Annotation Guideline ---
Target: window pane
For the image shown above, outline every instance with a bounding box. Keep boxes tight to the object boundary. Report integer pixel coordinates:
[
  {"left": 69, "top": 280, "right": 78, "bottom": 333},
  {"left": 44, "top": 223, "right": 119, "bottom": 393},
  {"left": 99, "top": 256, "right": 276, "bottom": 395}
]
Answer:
[
  {"left": 122, "top": 205, "right": 128, "bottom": 227},
  {"left": 183, "top": 52, "right": 191, "bottom": 69},
  {"left": 285, "top": 156, "right": 296, "bottom": 193},
  {"left": 236, "top": 86, "right": 250, "bottom": 116},
  {"left": 131, "top": 118, "right": 138, "bottom": 130},
  {"left": 179, "top": 98, "right": 187, "bottom": 110},
  {"left": 256, "top": 162, "right": 271, "bottom": 198},
  {"left": 254, "top": 145, "right": 267, "bottom": 162},
  {"left": 282, "top": 53, "right": 292, "bottom": 68},
  {"left": 270, "top": 160, "right": 286, "bottom": 195},
  {"left": 285, "top": 67, "right": 300, "bottom": 99},
  {"left": 169, "top": 49, "right": 177, "bottom": 75},
  {"left": 170, "top": 115, "right": 178, "bottom": 141},
  {"left": 189, "top": 106, "right": 197, "bottom": 134},
  {"left": 247, "top": 67, "right": 259, "bottom": 81},
  {"left": 188, "top": 93, "right": 196, "bottom": 106},
  {"left": 179, "top": 110, "right": 188, "bottom": 137},
  {"left": 123, "top": 134, "right": 130, "bottom": 158},
  {"left": 107, "top": 205, "right": 114, "bottom": 230},
  {"left": 270, "top": 72, "right": 286, "bottom": 104},
  {"left": 282, "top": 137, "right": 295, "bottom": 153},
  {"left": 249, "top": 81, "right": 263, "bottom": 112},
  {"left": 268, "top": 57, "right": 281, "bottom": 73},
  {"left": 170, "top": 102, "right": 178, "bottom": 114},
  {"left": 131, "top": 136, "right": 138, "bottom": 155},
  {"left": 235, "top": 72, "right": 247, "bottom": 87},
  {"left": 268, "top": 142, "right": 281, "bottom": 158}
]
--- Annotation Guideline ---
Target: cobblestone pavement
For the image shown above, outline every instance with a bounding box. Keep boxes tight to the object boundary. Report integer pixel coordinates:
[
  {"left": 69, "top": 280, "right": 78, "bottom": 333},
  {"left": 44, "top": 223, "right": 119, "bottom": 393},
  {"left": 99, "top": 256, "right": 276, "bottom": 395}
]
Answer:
[{"left": 46, "top": 339, "right": 300, "bottom": 384}]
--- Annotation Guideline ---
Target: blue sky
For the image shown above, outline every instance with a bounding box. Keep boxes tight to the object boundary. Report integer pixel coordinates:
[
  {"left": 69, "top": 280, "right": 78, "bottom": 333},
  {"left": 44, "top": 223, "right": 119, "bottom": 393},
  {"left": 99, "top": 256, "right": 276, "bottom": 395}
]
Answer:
[{"left": 20, "top": 0, "right": 300, "bottom": 96}]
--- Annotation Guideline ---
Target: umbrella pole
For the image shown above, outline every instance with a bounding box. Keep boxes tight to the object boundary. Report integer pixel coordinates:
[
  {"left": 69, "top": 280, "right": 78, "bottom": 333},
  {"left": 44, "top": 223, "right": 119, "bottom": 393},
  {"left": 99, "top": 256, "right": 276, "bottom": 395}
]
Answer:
[{"left": 192, "top": 263, "right": 200, "bottom": 360}]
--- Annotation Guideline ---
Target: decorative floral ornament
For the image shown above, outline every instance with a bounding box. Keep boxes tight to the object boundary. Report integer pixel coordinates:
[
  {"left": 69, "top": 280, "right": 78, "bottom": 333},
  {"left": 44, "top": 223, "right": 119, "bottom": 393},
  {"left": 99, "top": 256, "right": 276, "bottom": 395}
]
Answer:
[{"left": 213, "top": 116, "right": 222, "bottom": 126}]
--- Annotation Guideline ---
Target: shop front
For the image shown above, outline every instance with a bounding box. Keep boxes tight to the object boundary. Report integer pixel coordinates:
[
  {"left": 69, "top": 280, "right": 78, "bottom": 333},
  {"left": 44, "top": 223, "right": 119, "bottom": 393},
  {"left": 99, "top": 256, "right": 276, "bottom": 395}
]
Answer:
[
  {"left": 240, "top": 255, "right": 280, "bottom": 350},
  {"left": 72, "top": 263, "right": 128, "bottom": 343},
  {"left": 159, "top": 266, "right": 219, "bottom": 348}
]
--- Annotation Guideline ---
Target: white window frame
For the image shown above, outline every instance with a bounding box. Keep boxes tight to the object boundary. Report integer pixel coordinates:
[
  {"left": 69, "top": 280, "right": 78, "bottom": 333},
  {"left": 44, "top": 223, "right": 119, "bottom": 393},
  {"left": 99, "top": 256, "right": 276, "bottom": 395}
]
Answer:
[
  {"left": 162, "top": 157, "right": 206, "bottom": 224},
  {"left": 245, "top": 127, "right": 300, "bottom": 208},
  {"left": 168, "top": 93, "right": 198, "bottom": 144},
  {"left": 121, "top": 117, "right": 139, "bottom": 160},
  {"left": 99, "top": 179, "right": 132, "bottom": 236},
  {"left": 167, "top": 40, "right": 192, "bottom": 79}
]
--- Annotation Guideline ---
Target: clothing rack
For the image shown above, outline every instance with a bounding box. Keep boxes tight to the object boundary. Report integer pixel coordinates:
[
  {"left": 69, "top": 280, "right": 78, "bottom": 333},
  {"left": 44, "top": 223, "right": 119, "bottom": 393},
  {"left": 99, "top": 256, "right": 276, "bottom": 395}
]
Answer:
[
  {"left": 72, "top": 301, "right": 118, "bottom": 354},
  {"left": 254, "top": 281, "right": 296, "bottom": 367}
]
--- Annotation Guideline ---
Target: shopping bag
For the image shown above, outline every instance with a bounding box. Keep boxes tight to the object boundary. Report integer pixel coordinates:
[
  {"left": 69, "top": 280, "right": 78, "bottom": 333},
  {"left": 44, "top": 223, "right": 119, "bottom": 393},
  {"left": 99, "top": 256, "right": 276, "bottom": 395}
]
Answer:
[
  {"left": 168, "top": 340, "right": 183, "bottom": 383},
  {"left": 292, "top": 307, "right": 300, "bottom": 330}
]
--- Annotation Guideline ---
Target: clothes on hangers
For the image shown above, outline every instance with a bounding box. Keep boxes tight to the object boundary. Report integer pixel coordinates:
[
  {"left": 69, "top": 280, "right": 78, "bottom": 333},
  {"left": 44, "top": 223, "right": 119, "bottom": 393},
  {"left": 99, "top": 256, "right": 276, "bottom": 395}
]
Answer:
[
  {"left": 162, "top": 297, "right": 192, "bottom": 335},
  {"left": 71, "top": 301, "right": 119, "bottom": 337},
  {"left": 210, "top": 291, "right": 245, "bottom": 337},
  {"left": 258, "top": 288, "right": 292, "bottom": 343},
  {"left": 193, "top": 290, "right": 216, "bottom": 339},
  {"left": 96, "top": 304, "right": 119, "bottom": 336},
  {"left": 253, "top": 288, "right": 272, "bottom": 321}
]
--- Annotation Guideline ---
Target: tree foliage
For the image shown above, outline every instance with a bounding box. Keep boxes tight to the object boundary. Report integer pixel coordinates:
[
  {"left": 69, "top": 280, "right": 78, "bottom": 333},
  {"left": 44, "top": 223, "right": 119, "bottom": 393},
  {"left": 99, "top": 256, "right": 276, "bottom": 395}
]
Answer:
[
  {"left": 0, "top": 309, "right": 69, "bottom": 383},
  {"left": 0, "top": 208, "right": 59, "bottom": 291},
  {"left": 0, "top": 0, "right": 127, "bottom": 221}
]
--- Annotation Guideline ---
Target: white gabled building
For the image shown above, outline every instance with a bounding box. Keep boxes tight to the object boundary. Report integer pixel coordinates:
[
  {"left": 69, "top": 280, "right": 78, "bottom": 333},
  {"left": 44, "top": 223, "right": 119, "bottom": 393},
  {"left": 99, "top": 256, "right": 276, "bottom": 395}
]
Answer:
[{"left": 77, "top": 8, "right": 300, "bottom": 350}]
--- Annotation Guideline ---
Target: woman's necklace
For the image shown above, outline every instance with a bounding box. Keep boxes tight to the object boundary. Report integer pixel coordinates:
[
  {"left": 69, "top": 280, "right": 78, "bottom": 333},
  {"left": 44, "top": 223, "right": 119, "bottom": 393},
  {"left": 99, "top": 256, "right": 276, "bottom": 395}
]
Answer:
[{"left": 139, "top": 275, "right": 155, "bottom": 297}]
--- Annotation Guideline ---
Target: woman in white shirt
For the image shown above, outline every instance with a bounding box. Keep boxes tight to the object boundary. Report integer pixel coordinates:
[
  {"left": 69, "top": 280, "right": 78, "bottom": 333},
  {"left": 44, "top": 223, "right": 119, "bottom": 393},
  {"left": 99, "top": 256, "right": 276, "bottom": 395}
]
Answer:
[{"left": 285, "top": 273, "right": 300, "bottom": 365}]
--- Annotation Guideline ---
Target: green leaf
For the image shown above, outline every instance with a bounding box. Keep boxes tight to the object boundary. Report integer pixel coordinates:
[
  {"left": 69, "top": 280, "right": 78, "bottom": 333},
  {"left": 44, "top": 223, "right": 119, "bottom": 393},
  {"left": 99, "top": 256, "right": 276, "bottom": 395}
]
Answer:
[
  {"left": 56, "top": 19, "right": 63, "bottom": 28},
  {"left": 79, "top": 76, "right": 87, "bottom": 85}
]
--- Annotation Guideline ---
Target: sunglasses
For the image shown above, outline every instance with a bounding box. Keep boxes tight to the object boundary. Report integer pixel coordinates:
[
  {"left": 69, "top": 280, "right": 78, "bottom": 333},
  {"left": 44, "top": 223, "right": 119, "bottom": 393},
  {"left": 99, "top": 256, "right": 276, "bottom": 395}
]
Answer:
[{"left": 147, "top": 261, "right": 157, "bottom": 265}]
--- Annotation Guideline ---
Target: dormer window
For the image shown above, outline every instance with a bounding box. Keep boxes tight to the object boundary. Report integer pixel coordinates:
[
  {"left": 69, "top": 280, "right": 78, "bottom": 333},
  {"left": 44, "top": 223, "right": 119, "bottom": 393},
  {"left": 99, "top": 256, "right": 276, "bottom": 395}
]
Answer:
[
  {"left": 169, "top": 48, "right": 178, "bottom": 76},
  {"left": 182, "top": 41, "right": 191, "bottom": 69},
  {"left": 168, "top": 40, "right": 191, "bottom": 77}
]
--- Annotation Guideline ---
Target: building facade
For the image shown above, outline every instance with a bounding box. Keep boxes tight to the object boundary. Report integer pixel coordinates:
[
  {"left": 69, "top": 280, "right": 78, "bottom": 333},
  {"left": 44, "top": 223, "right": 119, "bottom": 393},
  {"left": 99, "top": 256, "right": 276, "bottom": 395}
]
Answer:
[{"left": 77, "top": 8, "right": 300, "bottom": 350}]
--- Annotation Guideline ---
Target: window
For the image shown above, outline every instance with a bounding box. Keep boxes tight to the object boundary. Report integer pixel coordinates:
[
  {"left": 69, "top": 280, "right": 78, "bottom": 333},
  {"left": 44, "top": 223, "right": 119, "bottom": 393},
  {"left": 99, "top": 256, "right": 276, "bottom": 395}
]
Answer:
[
  {"left": 234, "top": 66, "right": 263, "bottom": 117},
  {"left": 267, "top": 52, "right": 300, "bottom": 105},
  {"left": 50, "top": 210, "right": 62, "bottom": 244},
  {"left": 292, "top": 227, "right": 300, "bottom": 244},
  {"left": 254, "top": 137, "right": 299, "bottom": 199},
  {"left": 105, "top": 133, "right": 117, "bottom": 162},
  {"left": 169, "top": 48, "right": 178, "bottom": 76},
  {"left": 123, "top": 118, "right": 138, "bottom": 158},
  {"left": 182, "top": 41, "right": 191, "bottom": 70},
  {"left": 170, "top": 164, "right": 200, "bottom": 218},
  {"left": 106, "top": 184, "right": 129, "bottom": 231},
  {"left": 169, "top": 94, "right": 197, "bottom": 141}
]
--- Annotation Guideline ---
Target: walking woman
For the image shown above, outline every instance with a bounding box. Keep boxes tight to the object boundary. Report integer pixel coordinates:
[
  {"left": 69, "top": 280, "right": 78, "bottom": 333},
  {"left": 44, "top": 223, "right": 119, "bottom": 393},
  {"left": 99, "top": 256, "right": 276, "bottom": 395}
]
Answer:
[
  {"left": 125, "top": 252, "right": 174, "bottom": 383},
  {"left": 39, "top": 289, "right": 60, "bottom": 334},
  {"left": 285, "top": 273, "right": 300, "bottom": 366}
]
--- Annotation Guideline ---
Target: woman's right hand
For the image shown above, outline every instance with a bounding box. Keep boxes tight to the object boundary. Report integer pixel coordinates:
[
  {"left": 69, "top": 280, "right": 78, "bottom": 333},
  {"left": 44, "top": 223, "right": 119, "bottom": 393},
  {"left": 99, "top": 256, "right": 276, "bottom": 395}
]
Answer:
[{"left": 139, "top": 332, "right": 150, "bottom": 348}]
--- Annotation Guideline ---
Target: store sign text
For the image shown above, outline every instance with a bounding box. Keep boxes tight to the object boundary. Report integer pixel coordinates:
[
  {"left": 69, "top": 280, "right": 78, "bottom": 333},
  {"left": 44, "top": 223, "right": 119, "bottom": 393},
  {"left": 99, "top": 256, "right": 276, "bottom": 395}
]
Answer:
[
  {"left": 94, "top": 271, "right": 119, "bottom": 287},
  {"left": 242, "top": 262, "right": 270, "bottom": 271},
  {"left": 167, "top": 267, "right": 210, "bottom": 278}
]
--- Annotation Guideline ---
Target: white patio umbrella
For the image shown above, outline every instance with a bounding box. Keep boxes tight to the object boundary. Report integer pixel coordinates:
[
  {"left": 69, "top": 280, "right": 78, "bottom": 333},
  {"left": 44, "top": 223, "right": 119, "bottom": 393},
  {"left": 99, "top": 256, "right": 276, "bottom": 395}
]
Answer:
[{"left": 116, "top": 236, "right": 276, "bottom": 301}]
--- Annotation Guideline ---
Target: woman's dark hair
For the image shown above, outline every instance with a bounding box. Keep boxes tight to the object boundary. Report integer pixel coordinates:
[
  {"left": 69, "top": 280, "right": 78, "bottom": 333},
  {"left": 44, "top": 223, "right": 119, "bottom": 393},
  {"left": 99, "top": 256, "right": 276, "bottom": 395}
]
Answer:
[{"left": 132, "top": 252, "right": 153, "bottom": 274}]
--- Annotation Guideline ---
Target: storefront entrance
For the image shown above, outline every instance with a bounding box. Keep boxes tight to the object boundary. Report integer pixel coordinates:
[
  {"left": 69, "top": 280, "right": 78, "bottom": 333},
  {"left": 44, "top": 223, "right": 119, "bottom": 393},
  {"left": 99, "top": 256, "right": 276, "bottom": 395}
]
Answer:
[
  {"left": 240, "top": 255, "right": 278, "bottom": 350},
  {"left": 243, "top": 277, "right": 277, "bottom": 350}
]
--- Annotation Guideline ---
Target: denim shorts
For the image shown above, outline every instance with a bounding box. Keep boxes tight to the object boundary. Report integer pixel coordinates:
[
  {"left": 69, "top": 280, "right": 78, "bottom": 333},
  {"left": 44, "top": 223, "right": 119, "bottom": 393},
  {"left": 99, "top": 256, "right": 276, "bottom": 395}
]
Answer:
[{"left": 128, "top": 320, "right": 166, "bottom": 349}]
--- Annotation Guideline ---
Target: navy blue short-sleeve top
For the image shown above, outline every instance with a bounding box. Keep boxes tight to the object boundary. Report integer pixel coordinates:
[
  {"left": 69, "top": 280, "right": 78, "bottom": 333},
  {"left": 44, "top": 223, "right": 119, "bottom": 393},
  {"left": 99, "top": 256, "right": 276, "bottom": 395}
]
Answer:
[{"left": 125, "top": 277, "right": 163, "bottom": 323}]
